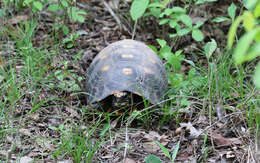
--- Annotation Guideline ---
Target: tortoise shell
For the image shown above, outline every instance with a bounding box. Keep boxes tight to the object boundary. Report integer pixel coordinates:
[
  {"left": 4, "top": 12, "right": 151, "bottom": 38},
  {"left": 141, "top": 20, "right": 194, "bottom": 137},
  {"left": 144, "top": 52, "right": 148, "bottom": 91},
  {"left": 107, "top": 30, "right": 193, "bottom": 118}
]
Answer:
[{"left": 85, "top": 39, "right": 168, "bottom": 105}]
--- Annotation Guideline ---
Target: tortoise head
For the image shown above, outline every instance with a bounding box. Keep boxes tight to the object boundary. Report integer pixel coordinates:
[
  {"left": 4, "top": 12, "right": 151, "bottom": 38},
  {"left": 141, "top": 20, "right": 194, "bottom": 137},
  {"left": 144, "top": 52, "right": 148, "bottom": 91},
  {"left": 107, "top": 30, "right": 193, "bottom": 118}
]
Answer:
[{"left": 112, "top": 91, "right": 131, "bottom": 108}]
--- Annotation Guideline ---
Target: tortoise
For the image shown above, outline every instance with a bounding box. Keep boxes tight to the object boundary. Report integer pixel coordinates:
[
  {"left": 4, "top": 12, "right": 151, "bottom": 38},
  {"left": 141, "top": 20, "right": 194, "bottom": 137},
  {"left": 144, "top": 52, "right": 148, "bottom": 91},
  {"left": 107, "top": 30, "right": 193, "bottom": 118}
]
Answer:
[{"left": 85, "top": 39, "right": 168, "bottom": 109}]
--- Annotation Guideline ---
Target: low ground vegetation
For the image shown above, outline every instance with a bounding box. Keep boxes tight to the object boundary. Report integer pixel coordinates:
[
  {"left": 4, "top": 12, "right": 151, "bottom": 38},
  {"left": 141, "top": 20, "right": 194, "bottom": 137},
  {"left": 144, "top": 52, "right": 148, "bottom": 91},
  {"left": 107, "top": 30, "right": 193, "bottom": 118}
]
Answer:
[{"left": 0, "top": 0, "right": 259, "bottom": 162}]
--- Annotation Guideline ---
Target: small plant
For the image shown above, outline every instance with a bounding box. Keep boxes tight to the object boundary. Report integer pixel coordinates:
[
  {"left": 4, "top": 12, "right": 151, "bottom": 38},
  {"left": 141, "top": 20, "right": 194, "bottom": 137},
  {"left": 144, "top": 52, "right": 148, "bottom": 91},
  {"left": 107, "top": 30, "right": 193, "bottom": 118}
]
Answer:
[
  {"left": 157, "top": 6, "right": 204, "bottom": 41},
  {"left": 156, "top": 39, "right": 184, "bottom": 73},
  {"left": 202, "top": 132, "right": 209, "bottom": 160},
  {"left": 50, "top": 122, "right": 108, "bottom": 162},
  {"left": 62, "top": 32, "right": 80, "bottom": 49},
  {"left": 227, "top": 1, "right": 260, "bottom": 88},
  {"left": 47, "top": 0, "right": 87, "bottom": 23},
  {"left": 154, "top": 38, "right": 204, "bottom": 96},
  {"left": 213, "top": 3, "right": 237, "bottom": 23},
  {"left": 144, "top": 141, "right": 180, "bottom": 163},
  {"left": 23, "top": 0, "right": 43, "bottom": 12},
  {"left": 156, "top": 140, "right": 180, "bottom": 162},
  {"left": 145, "top": 154, "right": 162, "bottom": 163},
  {"left": 130, "top": 0, "right": 205, "bottom": 41}
]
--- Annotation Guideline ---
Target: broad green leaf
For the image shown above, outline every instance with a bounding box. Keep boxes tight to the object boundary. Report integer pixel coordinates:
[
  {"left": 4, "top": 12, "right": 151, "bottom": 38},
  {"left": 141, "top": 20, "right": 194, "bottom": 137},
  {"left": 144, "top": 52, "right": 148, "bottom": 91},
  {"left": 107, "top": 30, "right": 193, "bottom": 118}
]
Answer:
[
  {"left": 47, "top": 4, "right": 62, "bottom": 12},
  {"left": 228, "top": 15, "right": 243, "bottom": 48},
  {"left": 212, "top": 17, "right": 231, "bottom": 22},
  {"left": 169, "top": 19, "right": 177, "bottom": 28},
  {"left": 194, "top": 21, "right": 204, "bottom": 28},
  {"left": 145, "top": 154, "right": 162, "bottom": 163},
  {"left": 164, "top": 8, "right": 174, "bottom": 16},
  {"left": 254, "top": 2, "right": 260, "bottom": 18},
  {"left": 148, "top": 2, "right": 164, "bottom": 8},
  {"left": 169, "top": 33, "right": 178, "bottom": 38},
  {"left": 159, "top": 18, "right": 169, "bottom": 25},
  {"left": 77, "top": 10, "right": 87, "bottom": 16},
  {"left": 148, "top": 45, "right": 159, "bottom": 54},
  {"left": 175, "top": 50, "right": 183, "bottom": 56},
  {"left": 243, "top": 11, "right": 255, "bottom": 31},
  {"left": 66, "top": 43, "right": 74, "bottom": 48},
  {"left": 100, "top": 123, "right": 109, "bottom": 136},
  {"left": 49, "top": 126, "right": 58, "bottom": 130},
  {"left": 0, "top": 74, "right": 4, "bottom": 83},
  {"left": 63, "top": 38, "right": 71, "bottom": 44},
  {"left": 171, "top": 55, "right": 184, "bottom": 71},
  {"left": 228, "top": 3, "right": 237, "bottom": 21},
  {"left": 33, "top": 1, "right": 43, "bottom": 11},
  {"left": 167, "top": 49, "right": 184, "bottom": 72},
  {"left": 62, "top": 25, "right": 70, "bottom": 35},
  {"left": 76, "top": 15, "right": 85, "bottom": 23},
  {"left": 192, "top": 29, "right": 204, "bottom": 41},
  {"left": 130, "top": 0, "right": 149, "bottom": 20},
  {"left": 160, "top": 45, "right": 172, "bottom": 60},
  {"left": 148, "top": 8, "right": 161, "bottom": 18},
  {"left": 177, "top": 28, "right": 191, "bottom": 36},
  {"left": 0, "top": 9, "right": 4, "bottom": 17},
  {"left": 155, "top": 141, "right": 171, "bottom": 159},
  {"left": 171, "top": 7, "right": 186, "bottom": 13},
  {"left": 69, "top": 7, "right": 78, "bottom": 21},
  {"left": 233, "top": 28, "right": 260, "bottom": 65},
  {"left": 253, "top": 62, "right": 260, "bottom": 88},
  {"left": 59, "top": 124, "right": 64, "bottom": 130},
  {"left": 172, "top": 141, "right": 180, "bottom": 162},
  {"left": 241, "top": 42, "right": 260, "bottom": 62},
  {"left": 23, "top": 0, "right": 33, "bottom": 5},
  {"left": 243, "top": 0, "right": 258, "bottom": 10},
  {"left": 61, "top": 0, "right": 69, "bottom": 7},
  {"left": 195, "top": 0, "right": 217, "bottom": 5},
  {"left": 183, "top": 59, "right": 195, "bottom": 67},
  {"left": 255, "top": 31, "right": 260, "bottom": 41},
  {"left": 179, "top": 14, "right": 192, "bottom": 28},
  {"left": 161, "top": 0, "right": 171, "bottom": 8},
  {"left": 156, "top": 39, "right": 167, "bottom": 48},
  {"left": 204, "top": 39, "right": 217, "bottom": 59}
]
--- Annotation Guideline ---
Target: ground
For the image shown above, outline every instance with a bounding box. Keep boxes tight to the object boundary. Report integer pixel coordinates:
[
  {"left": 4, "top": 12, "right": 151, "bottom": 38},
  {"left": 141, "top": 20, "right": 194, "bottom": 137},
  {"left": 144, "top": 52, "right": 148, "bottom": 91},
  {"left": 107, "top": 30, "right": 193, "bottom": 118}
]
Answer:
[{"left": 0, "top": 0, "right": 259, "bottom": 163}]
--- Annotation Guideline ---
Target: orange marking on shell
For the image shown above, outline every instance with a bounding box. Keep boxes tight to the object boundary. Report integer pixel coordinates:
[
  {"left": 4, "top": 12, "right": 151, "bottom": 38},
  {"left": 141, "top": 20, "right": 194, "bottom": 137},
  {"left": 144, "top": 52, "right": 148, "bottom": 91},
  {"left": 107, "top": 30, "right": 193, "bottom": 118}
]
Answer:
[
  {"left": 122, "top": 68, "right": 133, "bottom": 75},
  {"left": 101, "top": 65, "right": 109, "bottom": 72},
  {"left": 149, "top": 58, "right": 156, "bottom": 63},
  {"left": 100, "top": 54, "right": 108, "bottom": 60},
  {"left": 144, "top": 67, "right": 153, "bottom": 74},
  {"left": 121, "top": 54, "right": 134, "bottom": 58},
  {"left": 122, "top": 44, "right": 135, "bottom": 48}
]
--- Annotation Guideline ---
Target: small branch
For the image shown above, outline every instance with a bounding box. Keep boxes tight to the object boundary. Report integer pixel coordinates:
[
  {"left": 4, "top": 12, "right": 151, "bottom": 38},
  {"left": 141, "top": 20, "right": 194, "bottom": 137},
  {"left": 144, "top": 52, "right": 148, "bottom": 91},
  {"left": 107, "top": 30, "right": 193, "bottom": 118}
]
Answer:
[
  {"left": 101, "top": 0, "right": 130, "bottom": 35},
  {"left": 131, "top": 20, "right": 137, "bottom": 40},
  {"left": 123, "top": 126, "right": 129, "bottom": 163}
]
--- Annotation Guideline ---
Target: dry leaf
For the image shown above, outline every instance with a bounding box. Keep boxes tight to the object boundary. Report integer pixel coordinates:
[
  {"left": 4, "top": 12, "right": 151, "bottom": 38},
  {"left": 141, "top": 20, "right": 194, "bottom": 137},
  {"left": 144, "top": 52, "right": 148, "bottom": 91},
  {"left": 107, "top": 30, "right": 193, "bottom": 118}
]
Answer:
[
  {"left": 111, "top": 118, "right": 119, "bottom": 128},
  {"left": 57, "top": 160, "right": 73, "bottom": 163},
  {"left": 211, "top": 132, "right": 242, "bottom": 147},
  {"left": 226, "top": 151, "right": 235, "bottom": 158},
  {"left": 124, "top": 158, "right": 136, "bottom": 163},
  {"left": 19, "top": 156, "right": 33, "bottom": 163},
  {"left": 108, "top": 0, "right": 120, "bottom": 9},
  {"left": 144, "top": 131, "right": 161, "bottom": 141},
  {"left": 9, "top": 15, "right": 29, "bottom": 24},
  {"left": 19, "top": 128, "right": 31, "bottom": 136},
  {"left": 180, "top": 122, "right": 203, "bottom": 138},
  {"left": 143, "top": 142, "right": 160, "bottom": 153}
]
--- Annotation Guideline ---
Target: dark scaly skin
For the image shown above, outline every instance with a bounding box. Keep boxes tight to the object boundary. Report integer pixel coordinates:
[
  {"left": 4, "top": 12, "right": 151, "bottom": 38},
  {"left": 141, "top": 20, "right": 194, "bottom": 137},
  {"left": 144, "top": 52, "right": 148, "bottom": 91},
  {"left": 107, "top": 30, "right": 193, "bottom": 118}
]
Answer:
[{"left": 112, "top": 91, "right": 132, "bottom": 108}]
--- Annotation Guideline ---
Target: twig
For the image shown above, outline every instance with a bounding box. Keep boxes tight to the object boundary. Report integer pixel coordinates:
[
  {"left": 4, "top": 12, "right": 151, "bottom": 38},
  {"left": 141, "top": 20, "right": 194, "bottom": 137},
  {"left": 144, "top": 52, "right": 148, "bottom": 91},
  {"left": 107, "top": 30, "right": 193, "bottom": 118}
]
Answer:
[
  {"left": 123, "top": 125, "right": 129, "bottom": 163},
  {"left": 101, "top": 0, "right": 130, "bottom": 35},
  {"left": 132, "top": 20, "right": 137, "bottom": 40}
]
